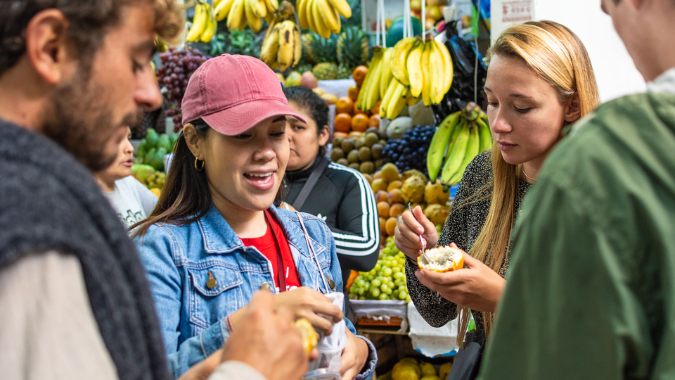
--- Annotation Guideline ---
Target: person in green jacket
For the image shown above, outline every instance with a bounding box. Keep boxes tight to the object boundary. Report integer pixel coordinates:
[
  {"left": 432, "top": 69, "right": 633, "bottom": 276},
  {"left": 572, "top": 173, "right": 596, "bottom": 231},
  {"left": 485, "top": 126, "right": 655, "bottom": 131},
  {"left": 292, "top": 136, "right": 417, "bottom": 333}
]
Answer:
[{"left": 478, "top": 0, "right": 675, "bottom": 379}]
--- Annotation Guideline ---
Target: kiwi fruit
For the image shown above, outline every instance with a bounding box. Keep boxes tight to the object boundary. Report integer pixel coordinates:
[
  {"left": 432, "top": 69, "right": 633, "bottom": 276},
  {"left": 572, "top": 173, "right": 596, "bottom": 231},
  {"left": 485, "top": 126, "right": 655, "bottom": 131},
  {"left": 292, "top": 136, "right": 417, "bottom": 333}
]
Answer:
[
  {"left": 347, "top": 150, "right": 360, "bottom": 164},
  {"left": 360, "top": 161, "right": 375, "bottom": 174},
  {"left": 330, "top": 148, "right": 345, "bottom": 162},
  {"left": 333, "top": 136, "right": 344, "bottom": 148},
  {"left": 354, "top": 137, "right": 366, "bottom": 150},
  {"left": 349, "top": 163, "right": 361, "bottom": 170},
  {"left": 341, "top": 138, "right": 355, "bottom": 153},
  {"left": 371, "top": 144, "right": 384, "bottom": 159},
  {"left": 364, "top": 133, "right": 378, "bottom": 147},
  {"left": 358, "top": 146, "right": 372, "bottom": 162},
  {"left": 337, "top": 158, "right": 350, "bottom": 167}
]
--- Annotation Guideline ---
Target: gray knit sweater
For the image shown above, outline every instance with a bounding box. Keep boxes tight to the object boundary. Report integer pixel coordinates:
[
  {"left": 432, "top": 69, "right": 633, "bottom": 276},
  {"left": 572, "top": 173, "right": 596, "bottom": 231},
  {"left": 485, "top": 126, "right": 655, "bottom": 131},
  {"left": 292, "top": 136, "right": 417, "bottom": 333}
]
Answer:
[{"left": 0, "top": 119, "right": 171, "bottom": 380}]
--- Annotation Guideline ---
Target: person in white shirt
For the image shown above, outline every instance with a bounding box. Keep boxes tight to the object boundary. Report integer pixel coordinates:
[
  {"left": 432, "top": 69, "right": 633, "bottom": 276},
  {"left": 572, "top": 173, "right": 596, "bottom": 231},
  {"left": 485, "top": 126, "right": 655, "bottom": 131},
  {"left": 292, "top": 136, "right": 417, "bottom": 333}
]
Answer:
[{"left": 95, "top": 126, "right": 158, "bottom": 228}]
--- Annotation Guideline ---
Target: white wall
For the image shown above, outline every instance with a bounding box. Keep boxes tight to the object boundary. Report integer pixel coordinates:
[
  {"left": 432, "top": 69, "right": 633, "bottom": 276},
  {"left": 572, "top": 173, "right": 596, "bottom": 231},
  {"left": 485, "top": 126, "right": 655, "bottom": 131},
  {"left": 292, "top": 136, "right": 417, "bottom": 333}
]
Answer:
[{"left": 491, "top": 0, "right": 646, "bottom": 102}]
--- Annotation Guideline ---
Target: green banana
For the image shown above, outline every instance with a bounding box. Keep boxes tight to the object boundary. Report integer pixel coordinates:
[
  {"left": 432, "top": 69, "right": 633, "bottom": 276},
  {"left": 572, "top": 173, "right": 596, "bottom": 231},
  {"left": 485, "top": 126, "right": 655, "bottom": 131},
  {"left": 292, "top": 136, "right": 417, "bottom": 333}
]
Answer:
[
  {"left": 476, "top": 118, "right": 493, "bottom": 153},
  {"left": 441, "top": 120, "right": 470, "bottom": 184},
  {"left": 448, "top": 122, "right": 480, "bottom": 186},
  {"left": 426, "top": 111, "right": 461, "bottom": 181}
]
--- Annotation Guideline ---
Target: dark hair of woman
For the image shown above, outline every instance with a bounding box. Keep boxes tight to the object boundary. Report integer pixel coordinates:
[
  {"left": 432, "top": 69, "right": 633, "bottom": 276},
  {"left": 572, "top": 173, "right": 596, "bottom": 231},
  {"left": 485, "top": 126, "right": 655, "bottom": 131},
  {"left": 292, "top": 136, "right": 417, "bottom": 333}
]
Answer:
[
  {"left": 283, "top": 86, "right": 330, "bottom": 157},
  {"left": 131, "top": 119, "right": 213, "bottom": 238}
]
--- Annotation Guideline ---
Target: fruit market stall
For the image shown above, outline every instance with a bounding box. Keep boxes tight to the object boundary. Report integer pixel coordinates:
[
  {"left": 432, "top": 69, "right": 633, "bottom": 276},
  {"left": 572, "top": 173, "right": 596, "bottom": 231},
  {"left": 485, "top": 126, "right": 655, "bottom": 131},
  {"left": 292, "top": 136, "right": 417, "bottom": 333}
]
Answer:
[{"left": 145, "top": 0, "right": 492, "bottom": 375}]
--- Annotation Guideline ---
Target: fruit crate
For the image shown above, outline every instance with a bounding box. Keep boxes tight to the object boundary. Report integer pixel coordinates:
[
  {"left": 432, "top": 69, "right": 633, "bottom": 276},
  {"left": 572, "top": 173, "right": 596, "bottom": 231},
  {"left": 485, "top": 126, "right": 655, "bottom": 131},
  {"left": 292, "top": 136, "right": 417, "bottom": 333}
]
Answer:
[{"left": 351, "top": 299, "right": 408, "bottom": 327}]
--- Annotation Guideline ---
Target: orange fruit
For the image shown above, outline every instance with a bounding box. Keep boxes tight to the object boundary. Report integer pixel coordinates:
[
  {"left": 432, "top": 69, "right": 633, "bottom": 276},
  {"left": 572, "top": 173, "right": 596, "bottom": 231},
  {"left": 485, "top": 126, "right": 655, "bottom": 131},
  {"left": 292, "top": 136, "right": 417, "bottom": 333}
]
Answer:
[
  {"left": 385, "top": 217, "right": 397, "bottom": 236},
  {"left": 353, "top": 103, "right": 366, "bottom": 115},
  {"left": 375, "top": 190, "right": 389, "bottom": 203},
  {"left": 377, "top": 202, "right": 391, "bottom": 218},
  {"left": 388, "top": 189, "right": 404, "bottom": 204},
  {"left": 336, "top": 96, "right": 354, "bottom": 114},
  {"left": 348, "top": 86, "right": 360, "bottom": 102},
  {"left": 334, "top": 113, "right": 352, "bottom": 133},
  {"left": 371, "top": 101, "right": 382, "bottom": 116},
  {"left": 346, "top": 270, "right": 359, "bottom": 290},
  {"left": 363, "top": 173, "right": 373, "bottom": 185},
  {"left": 379, "top": 217, "right": 387, "bottom": 235},
  {"left": 353, "top": 66, "right": 368, "bottom": 87},
  {"left": 369, "top": 114, "right": 381, "bottom": 129},
  {"left": 371, "top": 178, "right": 387, "bottom": 192},
  {"left": 387, "top": 180, "right": 403, "bottom": 191},
  {"left": 333, "top": 131, "right": 348, "bottom": 139},
  {"left": 373, "top": 171, "right": 382, "bottom": 180},
  {"left": 389, "top": 203, "right": 405, "bottom": 218},
  {"left": 351, "top": 114, "right": 369, "bottom": 132},
  {"left": 348, "top": 131, "right": 363, "bottom": 139}
]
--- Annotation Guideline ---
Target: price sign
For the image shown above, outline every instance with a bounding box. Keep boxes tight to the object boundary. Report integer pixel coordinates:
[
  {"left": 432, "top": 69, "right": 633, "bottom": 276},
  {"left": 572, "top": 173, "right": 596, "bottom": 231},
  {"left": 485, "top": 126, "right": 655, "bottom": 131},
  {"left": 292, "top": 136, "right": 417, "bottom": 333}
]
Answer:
[{"left": 502, "top": 1, "right": 533, "bottom": 23}]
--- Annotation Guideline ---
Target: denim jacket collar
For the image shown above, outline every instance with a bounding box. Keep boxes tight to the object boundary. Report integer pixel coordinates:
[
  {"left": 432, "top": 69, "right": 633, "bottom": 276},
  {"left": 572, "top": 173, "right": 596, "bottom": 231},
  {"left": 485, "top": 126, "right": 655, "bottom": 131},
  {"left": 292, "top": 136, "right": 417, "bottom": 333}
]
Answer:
[{"left": 197, "top": 205, "right": 327, "bottom": 261}]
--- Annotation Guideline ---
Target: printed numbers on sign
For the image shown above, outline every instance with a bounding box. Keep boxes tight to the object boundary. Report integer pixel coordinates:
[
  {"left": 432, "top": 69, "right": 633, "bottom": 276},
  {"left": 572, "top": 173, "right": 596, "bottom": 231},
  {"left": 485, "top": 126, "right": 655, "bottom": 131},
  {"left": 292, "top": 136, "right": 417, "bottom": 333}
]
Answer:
[{"left": 502, "top": 1, "right": 532, "bottom": 23}]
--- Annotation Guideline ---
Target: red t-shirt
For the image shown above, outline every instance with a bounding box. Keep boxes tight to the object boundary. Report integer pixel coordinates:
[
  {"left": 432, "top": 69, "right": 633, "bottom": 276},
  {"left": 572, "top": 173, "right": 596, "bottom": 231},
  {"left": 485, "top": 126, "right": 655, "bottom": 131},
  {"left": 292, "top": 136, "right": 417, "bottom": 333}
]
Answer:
[{"left": 240, "top": 211, "right": 301, "bottom": 292}]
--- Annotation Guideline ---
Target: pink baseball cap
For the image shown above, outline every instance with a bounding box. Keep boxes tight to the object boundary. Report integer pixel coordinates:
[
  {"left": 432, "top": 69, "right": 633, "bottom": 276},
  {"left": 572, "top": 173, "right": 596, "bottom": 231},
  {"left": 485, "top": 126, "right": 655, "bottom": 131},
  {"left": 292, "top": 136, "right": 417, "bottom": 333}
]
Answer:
[{"left": 181, "top": 54, "right": 305, "bottom": 134}]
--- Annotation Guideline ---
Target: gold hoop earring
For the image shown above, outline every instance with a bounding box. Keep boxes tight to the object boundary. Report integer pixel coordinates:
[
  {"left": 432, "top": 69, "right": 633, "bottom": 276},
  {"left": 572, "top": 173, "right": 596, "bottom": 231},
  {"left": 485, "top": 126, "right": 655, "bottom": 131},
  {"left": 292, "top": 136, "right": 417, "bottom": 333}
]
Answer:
[{"left": 195, "top": 158, "right": 205, "bottom": 171}]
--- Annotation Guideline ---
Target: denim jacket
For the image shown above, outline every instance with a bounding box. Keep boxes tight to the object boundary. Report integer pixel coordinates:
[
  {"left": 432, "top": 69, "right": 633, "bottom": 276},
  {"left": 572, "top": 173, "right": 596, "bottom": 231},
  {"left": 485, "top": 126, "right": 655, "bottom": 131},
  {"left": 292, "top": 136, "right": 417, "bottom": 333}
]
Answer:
[{"left": 135, "top": 205, "right": 377, "bottom": 379}]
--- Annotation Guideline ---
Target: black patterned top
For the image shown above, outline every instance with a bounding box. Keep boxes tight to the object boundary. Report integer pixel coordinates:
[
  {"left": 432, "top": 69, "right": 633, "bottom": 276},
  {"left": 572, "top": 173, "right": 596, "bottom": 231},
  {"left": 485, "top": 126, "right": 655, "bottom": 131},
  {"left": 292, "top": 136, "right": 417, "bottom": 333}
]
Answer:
[{"left": 405, "top": 150, "right": 532, "bottom": 333}]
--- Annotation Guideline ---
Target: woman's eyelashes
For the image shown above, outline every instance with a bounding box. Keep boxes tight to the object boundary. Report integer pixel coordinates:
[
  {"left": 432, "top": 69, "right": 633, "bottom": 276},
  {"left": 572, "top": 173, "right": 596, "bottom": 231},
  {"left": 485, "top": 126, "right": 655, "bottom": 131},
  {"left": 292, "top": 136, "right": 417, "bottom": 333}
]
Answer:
[{"left": 487, "top": 101, "right": 533, "bottom": 114}]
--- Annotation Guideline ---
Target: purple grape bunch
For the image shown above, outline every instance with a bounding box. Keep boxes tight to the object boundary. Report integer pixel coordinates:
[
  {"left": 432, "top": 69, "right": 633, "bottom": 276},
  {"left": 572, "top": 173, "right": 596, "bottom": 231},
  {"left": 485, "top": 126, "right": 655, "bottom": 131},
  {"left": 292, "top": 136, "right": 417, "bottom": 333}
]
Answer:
[{"left": 157, "top": 47, "right": 208, "bottom": 132}]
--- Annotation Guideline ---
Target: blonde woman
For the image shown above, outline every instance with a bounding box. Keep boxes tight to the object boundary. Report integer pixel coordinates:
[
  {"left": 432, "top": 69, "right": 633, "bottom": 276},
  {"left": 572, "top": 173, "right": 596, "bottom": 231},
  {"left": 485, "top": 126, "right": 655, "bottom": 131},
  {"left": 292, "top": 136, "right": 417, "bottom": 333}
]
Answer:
[{"left": 395, "top": 20, "right": 601, "bottom": 346}]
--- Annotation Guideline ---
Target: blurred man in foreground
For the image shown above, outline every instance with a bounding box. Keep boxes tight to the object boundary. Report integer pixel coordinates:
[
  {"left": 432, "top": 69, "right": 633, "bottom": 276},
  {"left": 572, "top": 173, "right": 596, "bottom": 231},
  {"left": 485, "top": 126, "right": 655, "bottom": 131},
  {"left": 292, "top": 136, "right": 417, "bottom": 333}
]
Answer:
[{"left": 479, "top": 0, "right": 675, "bottom": 378}]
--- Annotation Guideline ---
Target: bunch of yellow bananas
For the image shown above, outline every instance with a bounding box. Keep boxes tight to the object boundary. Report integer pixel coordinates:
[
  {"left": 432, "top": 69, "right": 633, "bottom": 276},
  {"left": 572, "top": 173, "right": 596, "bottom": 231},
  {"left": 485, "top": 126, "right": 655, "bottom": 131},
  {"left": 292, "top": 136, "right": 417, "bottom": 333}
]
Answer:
[
  {"left": 357, "top": 37, "right": 455, "bottom": 120},
  {"left": 392, "top": 36, "right": 454, "bottom": 107},
  {"left": 260, "top": 2, "right": 300, "bottom": 71},
  {"left": 355, "top": 46, "right": 417, "bottom": 119},
  {"left": 186, "top": 1, "right": 218, "bottom": 43},
  {"left": 426, "top": 103, "right": 492, "bottom": 185},
  {"left": 215, "top": 0, "right": 278, "bottom": 32},
  {"left": 377, "top": 46, "right": 423, "bottom": 120},
  {"left": 297, "top": 0, "right": 351, "bottom": 38},
  {"left": 260, "top": 20, "right": 301, "bottom": 71}
]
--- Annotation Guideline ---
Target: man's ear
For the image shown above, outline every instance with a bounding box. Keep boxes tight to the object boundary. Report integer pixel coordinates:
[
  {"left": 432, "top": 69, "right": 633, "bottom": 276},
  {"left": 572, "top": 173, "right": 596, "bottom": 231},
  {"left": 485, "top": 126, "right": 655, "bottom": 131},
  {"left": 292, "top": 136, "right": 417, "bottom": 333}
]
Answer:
[
  {"left": 564, "top": 93, "right": 581, "bottom": 123},
  {"left": 24, "top": 9, "right": 74, "bottom": 85},
  {"left": 183, "top": 123, "right": 205, "bottom": 160}
]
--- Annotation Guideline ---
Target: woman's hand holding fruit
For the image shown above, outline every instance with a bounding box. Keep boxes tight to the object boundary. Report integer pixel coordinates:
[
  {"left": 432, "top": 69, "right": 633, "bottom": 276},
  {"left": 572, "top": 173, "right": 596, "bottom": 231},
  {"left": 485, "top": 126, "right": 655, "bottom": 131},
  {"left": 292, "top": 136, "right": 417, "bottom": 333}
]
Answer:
[
  {"left": 230, "top": 287, "right": 343, "bottom": 336},
  {"left": 395, "top": 206, "right": 439, "bottom": 259},
  {"left": 415, "top": 245, "right": 506, "bottom": 313}
]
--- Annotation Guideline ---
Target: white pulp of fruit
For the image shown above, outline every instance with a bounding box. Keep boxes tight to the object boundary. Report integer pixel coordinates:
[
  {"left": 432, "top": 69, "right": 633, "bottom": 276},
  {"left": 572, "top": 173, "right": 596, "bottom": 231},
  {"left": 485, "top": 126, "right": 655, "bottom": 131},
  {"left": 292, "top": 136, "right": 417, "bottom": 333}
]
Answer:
[{"left": 420, "top": 246, "right": 462, "bottom": 270}]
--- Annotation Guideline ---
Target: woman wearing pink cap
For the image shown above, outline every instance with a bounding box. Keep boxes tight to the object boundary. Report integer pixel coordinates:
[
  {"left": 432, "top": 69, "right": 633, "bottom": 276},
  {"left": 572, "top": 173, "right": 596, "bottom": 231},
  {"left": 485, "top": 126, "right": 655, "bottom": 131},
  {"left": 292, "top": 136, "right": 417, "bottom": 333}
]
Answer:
[{"left": 132, "top": 54, "right": 375, "bottom": 380}]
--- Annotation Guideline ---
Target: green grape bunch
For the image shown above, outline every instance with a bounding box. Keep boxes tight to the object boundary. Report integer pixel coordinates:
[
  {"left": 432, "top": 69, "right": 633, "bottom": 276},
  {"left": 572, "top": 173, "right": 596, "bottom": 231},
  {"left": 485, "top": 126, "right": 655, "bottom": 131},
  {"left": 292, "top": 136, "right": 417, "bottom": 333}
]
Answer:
[{"left": 349, "top": 236, "right": 411, "bottom": 302}]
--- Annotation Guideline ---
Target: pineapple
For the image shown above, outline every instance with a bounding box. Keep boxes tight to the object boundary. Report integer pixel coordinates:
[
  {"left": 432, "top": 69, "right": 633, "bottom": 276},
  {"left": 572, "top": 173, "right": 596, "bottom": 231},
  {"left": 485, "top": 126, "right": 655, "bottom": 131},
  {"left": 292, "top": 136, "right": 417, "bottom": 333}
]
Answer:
[
  {"left": 301, "top": 34, "right": 315, "bottom": 65},
  {"left": 296, "top": 63, "right": 313, "bottom": 75},
  {"left": 337, "top": 27, "right": 370, "bottom": 71},
  {"left": 308, "top": 32, "right": 338, "bottom": 65},
  {"left": 337, "top": 64, "right": 351, "bottom": 79},
  {"left": 313, "top": 63, "right": 338, "bottom": 80}
]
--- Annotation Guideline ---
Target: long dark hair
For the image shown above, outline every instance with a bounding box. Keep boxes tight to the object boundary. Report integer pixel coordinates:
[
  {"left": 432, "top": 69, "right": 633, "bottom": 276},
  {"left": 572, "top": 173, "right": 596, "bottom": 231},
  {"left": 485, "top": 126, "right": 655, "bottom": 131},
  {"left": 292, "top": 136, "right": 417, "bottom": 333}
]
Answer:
[
  {"left": 283, "top": 86, "right": 330, "bottom": 157},
  {"left": 132, "top": 119, "right": 212, "bottom": 238}
]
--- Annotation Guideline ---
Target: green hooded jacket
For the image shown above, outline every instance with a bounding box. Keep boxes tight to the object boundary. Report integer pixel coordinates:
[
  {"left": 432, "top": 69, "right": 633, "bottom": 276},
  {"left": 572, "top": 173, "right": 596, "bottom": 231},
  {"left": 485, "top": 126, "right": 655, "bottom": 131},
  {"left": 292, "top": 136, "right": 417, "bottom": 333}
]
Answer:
[{"left": 479, "top": 90, "right": 675, "bottom": 379}]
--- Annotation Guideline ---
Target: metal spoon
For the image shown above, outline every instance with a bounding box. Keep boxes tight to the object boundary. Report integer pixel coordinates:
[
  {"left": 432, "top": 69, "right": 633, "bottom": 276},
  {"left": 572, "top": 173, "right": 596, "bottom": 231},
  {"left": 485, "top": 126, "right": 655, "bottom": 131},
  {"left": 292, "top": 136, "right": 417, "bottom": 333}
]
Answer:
[{"left": 409, "top": 203, "right": 431, "bottom": 263}]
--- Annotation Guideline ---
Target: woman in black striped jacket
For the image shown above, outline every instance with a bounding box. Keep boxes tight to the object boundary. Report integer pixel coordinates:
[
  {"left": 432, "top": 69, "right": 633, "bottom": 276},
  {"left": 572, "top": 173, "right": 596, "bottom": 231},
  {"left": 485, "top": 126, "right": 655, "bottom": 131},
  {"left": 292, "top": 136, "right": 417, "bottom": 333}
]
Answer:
[{"left": 282, "top": 86, "right": 381, "bottom": 285}]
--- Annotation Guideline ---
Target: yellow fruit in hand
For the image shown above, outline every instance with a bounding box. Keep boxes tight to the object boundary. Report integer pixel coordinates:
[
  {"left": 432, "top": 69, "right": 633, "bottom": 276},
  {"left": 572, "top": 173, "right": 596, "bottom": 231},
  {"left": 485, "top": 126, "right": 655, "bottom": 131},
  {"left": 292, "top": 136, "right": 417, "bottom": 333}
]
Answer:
[{"left": 294, "top": 318, "right": 318, "bottom": 356}]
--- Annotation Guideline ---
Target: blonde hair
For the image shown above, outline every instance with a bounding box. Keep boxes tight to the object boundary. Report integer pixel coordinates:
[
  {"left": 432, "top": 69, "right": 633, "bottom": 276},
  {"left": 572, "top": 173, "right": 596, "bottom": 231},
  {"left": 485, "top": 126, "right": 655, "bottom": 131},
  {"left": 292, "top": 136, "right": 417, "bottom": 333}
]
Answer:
[{"left": 455, "top": 20, "right": 601, "bottom": 345}]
